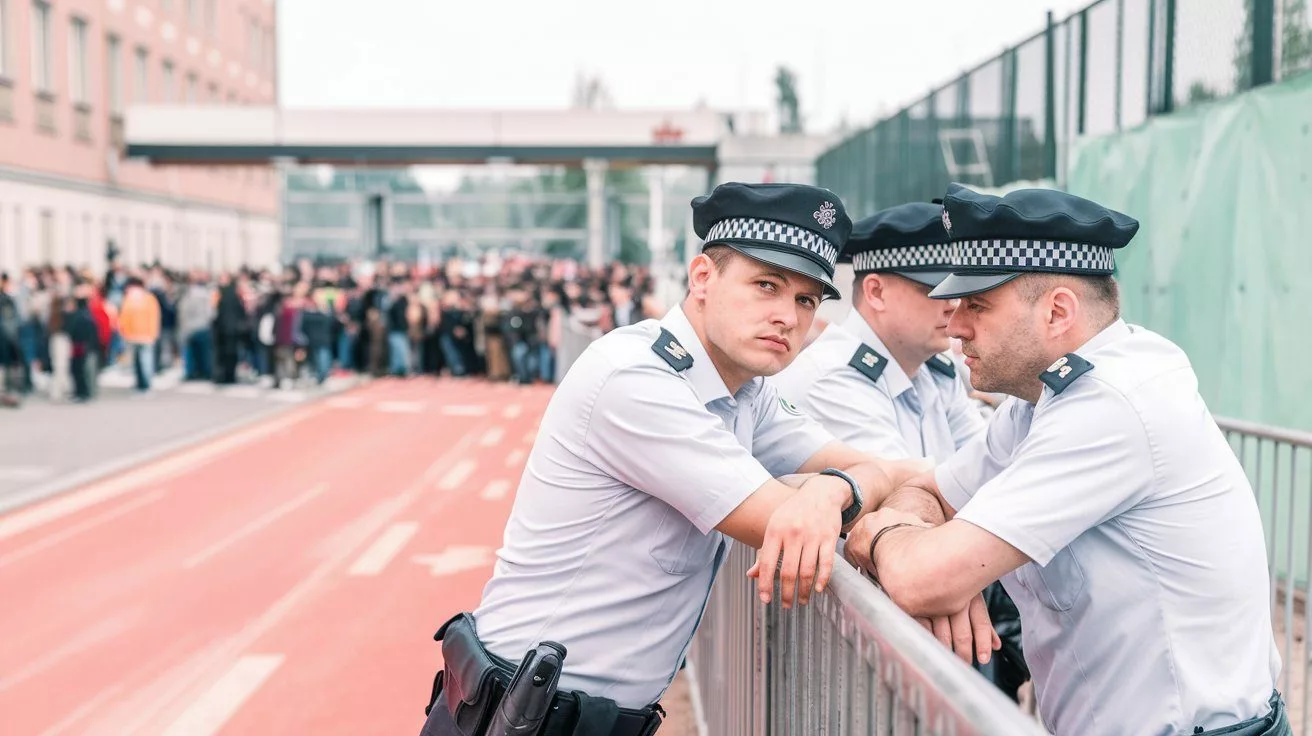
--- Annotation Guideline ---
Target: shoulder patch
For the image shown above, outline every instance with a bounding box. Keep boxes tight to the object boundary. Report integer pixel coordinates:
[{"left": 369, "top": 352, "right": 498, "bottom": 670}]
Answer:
[
  {"left": 652, "top": 328, "right": 694, "bottom": 372},
  {"left": 1039, "top": 353, "right": 1094, "bottom": 394},
  {"left": 926, "top": 353, "right": 956, "bottom": 378},
  {"left": 848, "top": 344, "right": 888, "bottom": 385}
]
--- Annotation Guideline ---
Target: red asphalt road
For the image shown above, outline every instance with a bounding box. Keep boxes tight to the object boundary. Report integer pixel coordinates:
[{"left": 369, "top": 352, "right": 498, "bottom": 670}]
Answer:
[{"left": 0, "top": 378, "right": 554, "bottom": 736}]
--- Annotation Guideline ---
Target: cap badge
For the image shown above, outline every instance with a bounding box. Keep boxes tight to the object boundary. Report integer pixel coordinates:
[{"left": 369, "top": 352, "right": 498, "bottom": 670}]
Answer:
[
  {"left": 941, "top": 209, "right": 953, "bottom": 236},
  {"left": 813, "top": 202, "right": 838, "bottom": 229}
]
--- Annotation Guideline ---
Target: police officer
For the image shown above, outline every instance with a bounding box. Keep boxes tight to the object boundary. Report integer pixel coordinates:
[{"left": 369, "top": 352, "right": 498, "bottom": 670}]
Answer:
[
  {"left": 845, "top": 183, "right": 1284, "bottom": 735},
  {"left": 772, "top": 202, "right": 1028, "bottom": 697},
  {"left": 417, "top": 183, "right": 990, "bottom": 736}
]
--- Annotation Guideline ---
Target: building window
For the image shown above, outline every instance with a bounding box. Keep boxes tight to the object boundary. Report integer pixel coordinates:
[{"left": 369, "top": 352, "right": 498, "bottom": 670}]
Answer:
[
  {"left": 31, "top": 1, "right": 51, "bottom": 92},
  {"left": 160, "top": 0, "right": 171, "bottom": 12},
  {"left": 205, "top": 0, "right": 216, "bottom": 38},
  {"left": 107, "top": 35, "right": 122, "bottom": 114},
  {"left": 185, "top": 71, "right": 196, "bottom": 103},
  {"left": 187, "top": 0, "right": 198, "bottom": 27},
  {"left": 39, "top": 209, "right": 54, "bottom": 263},
  {"left": 134, "top": 47, "right": 148, "bottom": 103},
  {"left": 161, "top": 60, "right": 174, "bottom": 102},
  {"left": 0, "top": 0, "right": 10, "bottom": 78},
  {"left": 69, "top": 18, "right": 88, "bottom": 104},
  {"left": 264, "top": 27, "right": 274, "bottom": 77}
]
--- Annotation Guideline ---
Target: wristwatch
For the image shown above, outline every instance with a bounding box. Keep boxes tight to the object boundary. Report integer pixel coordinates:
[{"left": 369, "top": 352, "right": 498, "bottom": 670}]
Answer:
[{"left": 818, "top": 468, "right": 863, "bottom": 526}]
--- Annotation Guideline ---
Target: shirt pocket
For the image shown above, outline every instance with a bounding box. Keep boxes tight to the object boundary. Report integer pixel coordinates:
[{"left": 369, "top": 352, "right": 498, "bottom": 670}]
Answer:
[
  {"left": 1018, "top": 547, "right": 1087, "bottom": 612},
  {"left": 648, "top": 504, "right": 718, "bottom": 575}
]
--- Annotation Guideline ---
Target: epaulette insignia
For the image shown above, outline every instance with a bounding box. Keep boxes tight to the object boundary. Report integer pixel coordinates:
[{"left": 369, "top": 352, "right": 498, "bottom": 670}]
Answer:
[
  {"left": 652, "top": 328, "right": 693, "bottom": 372},
  {"left": 926, "top": 353, "right": 956, "bottom": 378},
  {"left": 1039, "top": 353, "right": 1094, "bottom": 394},
  {"left": 848, "top": 344, "right": 888, "bottom": 385}
]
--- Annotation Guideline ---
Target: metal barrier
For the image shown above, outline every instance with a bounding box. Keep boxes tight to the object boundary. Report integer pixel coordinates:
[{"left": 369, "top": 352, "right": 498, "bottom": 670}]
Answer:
[
  {"left": 689, "top": 543, "right": 1044, "bottom": 736},
  {"left": 1217, "top": 416, "right": 1312, "bottom": 734}
]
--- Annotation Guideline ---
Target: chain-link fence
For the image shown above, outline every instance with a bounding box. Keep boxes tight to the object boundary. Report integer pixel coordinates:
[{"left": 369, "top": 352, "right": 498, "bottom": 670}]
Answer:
[{"left": 817, "top": 0, "right": 1312, "bottom": 214}]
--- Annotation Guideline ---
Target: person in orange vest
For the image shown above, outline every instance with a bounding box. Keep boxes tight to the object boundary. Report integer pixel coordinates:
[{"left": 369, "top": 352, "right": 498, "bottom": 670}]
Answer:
[{"left": 117, "top": 277, "right": 161, "bottom": 391}]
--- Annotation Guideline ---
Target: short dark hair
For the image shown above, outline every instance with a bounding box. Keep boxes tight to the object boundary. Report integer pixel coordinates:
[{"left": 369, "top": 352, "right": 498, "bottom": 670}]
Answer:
[
  {"left": 703, "top": 244, "right": 736, "bottom": 272},
  {"left": 1016, "top": 273, "right": 1120, "bottom": 321}
]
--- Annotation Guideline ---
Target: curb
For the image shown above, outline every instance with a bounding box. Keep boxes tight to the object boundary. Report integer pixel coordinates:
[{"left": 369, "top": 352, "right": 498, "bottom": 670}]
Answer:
[{"left": 0, "top": 377, "right": 367, "bottom": 518}]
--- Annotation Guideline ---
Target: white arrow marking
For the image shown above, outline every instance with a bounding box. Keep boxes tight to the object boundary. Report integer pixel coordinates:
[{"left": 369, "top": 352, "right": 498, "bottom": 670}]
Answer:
[
  {"left": 502, "top": 404, "right": 522, "bottom": 419},
  {"left": 479, "top": 480, "right": 511, "bottom": 501},
  {"left": 412, "top": 546, "right": 495, "bottom": 577},
  {"left": 479, "top": 427, "right": 505, "bottom": 447}
]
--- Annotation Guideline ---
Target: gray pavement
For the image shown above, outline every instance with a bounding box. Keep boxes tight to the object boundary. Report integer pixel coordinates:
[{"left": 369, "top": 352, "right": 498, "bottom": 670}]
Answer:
[{"left": 0, "top": 367, "right": 359, "bottom": 514}]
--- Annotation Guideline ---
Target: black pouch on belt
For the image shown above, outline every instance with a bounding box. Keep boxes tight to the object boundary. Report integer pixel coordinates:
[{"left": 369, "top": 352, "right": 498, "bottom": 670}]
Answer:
[{"left": 429, "top": 612, "right": 512, "bottom": 734}]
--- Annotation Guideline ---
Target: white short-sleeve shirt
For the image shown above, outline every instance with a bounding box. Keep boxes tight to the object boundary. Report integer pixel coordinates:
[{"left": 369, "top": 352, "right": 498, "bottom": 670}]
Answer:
[
  {"left": 773, "top": 308, "right": 985, "bottom": 463},
  {"left": 936, "top": 320, "right": 1280, "bottom": 735},
  {"left": 474, "top": 305, "right": 833, "bottom": 709}
]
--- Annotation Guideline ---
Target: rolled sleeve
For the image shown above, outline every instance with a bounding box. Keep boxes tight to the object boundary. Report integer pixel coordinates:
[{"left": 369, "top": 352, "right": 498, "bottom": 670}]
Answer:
[
  {"left": 954, "top": 386, "right": 1153, "bottom": 566},
  {"left": 584, "top": 365, "right": 772, "bottom": 534},
  {"left": 751, "top": 379, "right": 835, "bottom": 477}
]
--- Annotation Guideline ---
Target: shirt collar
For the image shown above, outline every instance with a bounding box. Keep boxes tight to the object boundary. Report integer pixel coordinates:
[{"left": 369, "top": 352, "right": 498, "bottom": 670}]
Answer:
[
  {"left": 661, "top": 305, "right": 759, "bottom": 406},
  {"left": 1074, "top": 318, "right": 1132, "bottom": 357},
  {"left": 839, "top": 308, "right": 915, "bottom": 398}
]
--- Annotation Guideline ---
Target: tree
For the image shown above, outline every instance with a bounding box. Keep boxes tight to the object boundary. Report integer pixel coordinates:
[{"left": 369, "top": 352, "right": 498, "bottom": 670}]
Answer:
[{"left": 775, "top": 66, "right": 803, "bottom": 134}]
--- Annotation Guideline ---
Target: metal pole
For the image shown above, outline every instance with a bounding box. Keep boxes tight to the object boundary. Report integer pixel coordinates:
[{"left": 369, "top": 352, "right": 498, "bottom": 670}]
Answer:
[
  {"left": 1044, "top": 10, "right": 1058, "bottom": 181},
  {"left": 583, "top": 158, "right": 608, "bottom": 268},
  {"left": 1077, "top": 10, "right": 1089, "bottom": 136},
  {"left": 1162, "top": 0, "right": 1176, "bottom": 113},
  {"left": 1252, "top": 0, "right": 1276, "bottom": 86},
  {"left": 1115, "top": 0, "right": 1125, "bottom": 130},
  {"left": 1146, "top": 0, "right": 1158, "bottom": 113}
]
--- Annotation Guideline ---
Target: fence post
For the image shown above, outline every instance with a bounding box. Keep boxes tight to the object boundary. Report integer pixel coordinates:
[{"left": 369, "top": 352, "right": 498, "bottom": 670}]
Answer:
[
  {"left": 1044, "top": 10, "right": 1057, "bottom": 181},
  {"left": 1162, "top": 0, "right": 1176, "bottom": 113},
  {"left": 1077, "top": 9, "right": 1089, "bottom": 136},
  {"left": 1251, "top": 0, "right": 1275, "bottom": 87},
  {"left": 1115, "top": 0, "right": 1125, "bottom": 130},
  {"left": 1003, "top": 47, "right": 1018, "bottom": 184}
]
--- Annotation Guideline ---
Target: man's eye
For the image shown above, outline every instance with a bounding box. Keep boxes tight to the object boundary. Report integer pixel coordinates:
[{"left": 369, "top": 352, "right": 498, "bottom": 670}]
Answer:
[
  {"left": 757, "top": 281, "right": 777, "bottom": 293},
  {"left": 797, "top": 296, "right": 817, "bottom": 310}
]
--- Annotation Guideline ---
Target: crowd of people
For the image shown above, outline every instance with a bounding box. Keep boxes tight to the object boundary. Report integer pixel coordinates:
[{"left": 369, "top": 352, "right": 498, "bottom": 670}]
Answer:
[{"left": 0, "top": 255, "right": 666, "bottom": 407}]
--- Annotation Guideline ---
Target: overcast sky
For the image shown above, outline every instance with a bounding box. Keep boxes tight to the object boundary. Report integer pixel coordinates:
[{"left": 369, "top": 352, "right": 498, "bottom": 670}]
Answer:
[{"left": 278, "top": 0, "right": 1095, "bottom": 133}]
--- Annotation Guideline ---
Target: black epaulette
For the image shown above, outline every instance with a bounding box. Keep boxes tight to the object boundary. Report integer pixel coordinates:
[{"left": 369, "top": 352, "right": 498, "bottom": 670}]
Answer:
[
  {"left": 652, "top": 328, "right": 693, "bottom": 371},
  {"left": 926, "top": 353, "right": 956, "bottom": 378},
  {"left": 848, "top": 344, "right": 888, "bottom": 385},
  {"left": 1039, "top": 353, "right": 1094, "bottom": 394}
]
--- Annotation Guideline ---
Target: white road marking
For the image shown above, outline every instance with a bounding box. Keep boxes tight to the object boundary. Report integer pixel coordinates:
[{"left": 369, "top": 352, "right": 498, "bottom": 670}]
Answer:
[
  {"left": 0, "top": 409, "right": 316, "bottom": 542},
  {"left": 0, "top": 489, "right": 168, "bottom": 568},
  {"left": 412, "top": 545, "right": 495, "bottom": 576},
  {"left": 183, "top": 483, "right": 329, "bottom": 568},
  {"left": 220, "top": 385, "right": 261, "bottom": 399},
  {"left": 175, "top": 383, "right": 217, "bottom": 395},
  {"left": 347, "top": 522, "right": 419, "bottom": 576},
  {"left": 325, "top": 395, "right": 365, "bottom": 409},
  {"left": 0, "top": 466, "right": 56, "bottom": 482},
  {"left": 160, "top": 654, "right": 284, "bottom": 736},
  {"left": 0, "top": 614, "right": 139, "bottom": 693},
  {"left": 377, "top": 400, "right": 424, "bottom": 414},
  {"left": 479, "top": 480, "right": 511, "bottom": 501},
  {"left": 437, "top": 460, "right": 477, "bottom": 491},
  {"left": 268, "top": 390, "right": 307, "bottom": 403},
  {"left": 479, "top": 427, "right": 504, "bottom": 447},
  {"left": 504, "top": 449, "right": 526, "bottom": 468},
  {"left": 501, "top": 404, "right": 522, "bottom": 419},
  {"left": 440, "top": 405, "right": 488, "bottom": 417}
]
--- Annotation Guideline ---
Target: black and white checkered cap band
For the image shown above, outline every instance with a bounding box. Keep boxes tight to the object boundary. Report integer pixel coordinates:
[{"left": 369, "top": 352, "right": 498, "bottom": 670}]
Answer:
[
  {"left": 950, "top": 239, "right": 1116, "bottom": 273},
  {"left": 852, "top": 243, "right": 953, "bottom": 273},
  {"left": 705, "top": 218, "right": 839, "bottom": 269}
]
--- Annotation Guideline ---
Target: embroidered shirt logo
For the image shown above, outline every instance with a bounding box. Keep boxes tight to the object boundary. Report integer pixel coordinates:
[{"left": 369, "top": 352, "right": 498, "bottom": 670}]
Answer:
[
  {"left": 779, "top": 397, "right": 803, "bottom": 416},
  {"left": 813, "top": 202, "right": 838, "bottom": 229}
]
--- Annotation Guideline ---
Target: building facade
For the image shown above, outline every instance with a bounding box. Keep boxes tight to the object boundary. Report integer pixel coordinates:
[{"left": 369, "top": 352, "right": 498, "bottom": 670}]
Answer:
[{"left": 0, "top": 0, "right": 280, "bottom": 275}]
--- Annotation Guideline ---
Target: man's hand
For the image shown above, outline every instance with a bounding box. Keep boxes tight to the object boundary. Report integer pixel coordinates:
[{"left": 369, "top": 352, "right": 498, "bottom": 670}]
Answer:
[
  {"left": 745, "top": 474, "right": 847, "bottom": 608},
  {"left": 914, "top": 595, "right": 1000, "bottom": 665}
]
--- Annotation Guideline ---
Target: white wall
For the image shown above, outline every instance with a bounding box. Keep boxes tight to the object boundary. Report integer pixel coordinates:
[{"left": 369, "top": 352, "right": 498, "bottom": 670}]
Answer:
[{"left": 0, "top": 169, "right": 279, "bottom": 275}]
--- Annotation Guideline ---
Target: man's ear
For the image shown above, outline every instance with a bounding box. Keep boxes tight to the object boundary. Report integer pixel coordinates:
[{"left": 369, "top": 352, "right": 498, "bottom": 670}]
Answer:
[
  {"left": 687, "top": 254, "right": 716, "bottom": 302},
  {"left": 859, "top": 273, "right": 888, "bottom": 311},
  {"left": 1046, "top": 286, "right": 1080, "bottom": 338}
]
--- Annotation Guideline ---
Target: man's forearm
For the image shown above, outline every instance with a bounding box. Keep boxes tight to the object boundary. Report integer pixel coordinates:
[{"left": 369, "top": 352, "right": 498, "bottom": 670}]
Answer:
[{"left": 879, "top": 485, "right": 945, "bottom": 526}]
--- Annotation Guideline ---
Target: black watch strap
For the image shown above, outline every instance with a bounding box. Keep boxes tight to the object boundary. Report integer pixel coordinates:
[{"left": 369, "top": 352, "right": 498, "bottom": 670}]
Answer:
[{"left": 818, "top": 468, "right": 863, "bottom": 526}]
